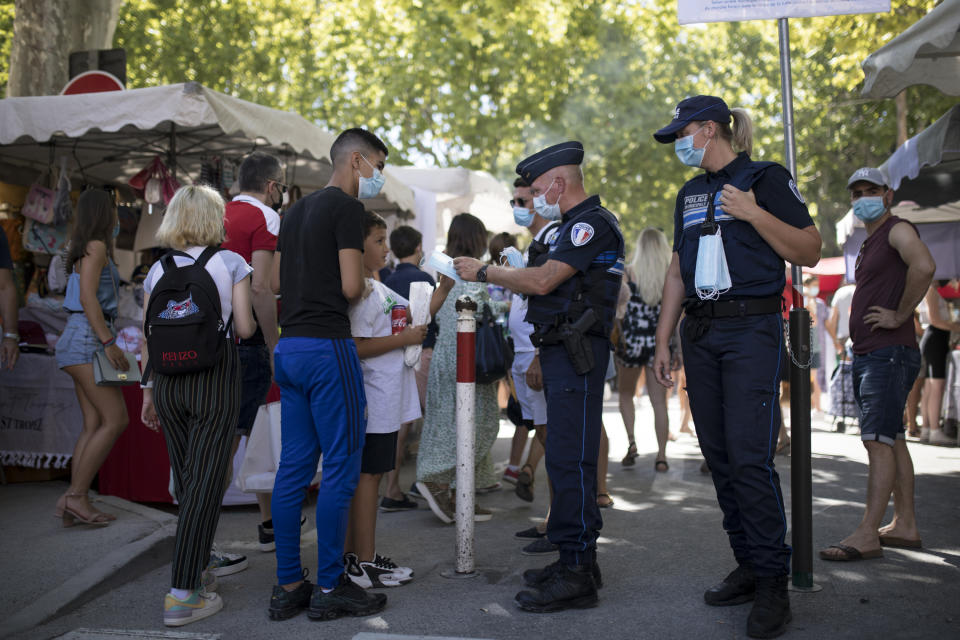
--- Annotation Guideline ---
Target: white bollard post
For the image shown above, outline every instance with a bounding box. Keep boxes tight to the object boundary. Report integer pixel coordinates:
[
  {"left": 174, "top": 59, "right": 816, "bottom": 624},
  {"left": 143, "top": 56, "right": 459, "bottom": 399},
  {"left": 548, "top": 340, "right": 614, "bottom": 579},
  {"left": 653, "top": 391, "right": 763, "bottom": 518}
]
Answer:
[{"left": 453, "top": 294, "right": 477, "bottom": 575}]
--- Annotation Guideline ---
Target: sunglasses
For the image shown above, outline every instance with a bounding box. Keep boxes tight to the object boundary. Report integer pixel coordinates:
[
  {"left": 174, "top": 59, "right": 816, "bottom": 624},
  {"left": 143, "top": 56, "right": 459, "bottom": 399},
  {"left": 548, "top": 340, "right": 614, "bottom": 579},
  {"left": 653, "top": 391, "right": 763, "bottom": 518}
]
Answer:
[{"left": 510, "top": 197, "right": 529, "bottom": 208}]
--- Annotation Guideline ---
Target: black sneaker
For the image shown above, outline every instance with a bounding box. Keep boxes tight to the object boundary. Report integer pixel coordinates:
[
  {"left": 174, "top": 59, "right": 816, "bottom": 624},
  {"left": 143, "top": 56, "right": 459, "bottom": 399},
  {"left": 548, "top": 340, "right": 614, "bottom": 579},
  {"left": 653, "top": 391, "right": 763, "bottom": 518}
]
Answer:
[
  {"left": 268, "top": 572, "right": 312, "bottom": 621},
  {"left": 514, "top": 563, "right": 598, "bottom": 613},
  {"left": 408, "top": 482, "right": 424, "bottom": 500},
  {"left": 747, "top": 575, "right": 791, "bottom": 639},
  {"left": 523, "top": 559, "right": 603, "bottom": 589},
  {"left": 704, "top": 564, "right": 755, "bottom": 607},
  {"left": 515, "top": 526, "right": 546, "bottom": 540},
  {"left": 308, "top": 573, "right": 387, "bottom": 620},
  {"left": 260, "top": 516, "right": 308, "bottom": 552},
  {"left": 521, "top": 537, "right": 559, "bottom": 555},
  {"left": 379, "top": 494, "right": 417, "bottom": 512}
]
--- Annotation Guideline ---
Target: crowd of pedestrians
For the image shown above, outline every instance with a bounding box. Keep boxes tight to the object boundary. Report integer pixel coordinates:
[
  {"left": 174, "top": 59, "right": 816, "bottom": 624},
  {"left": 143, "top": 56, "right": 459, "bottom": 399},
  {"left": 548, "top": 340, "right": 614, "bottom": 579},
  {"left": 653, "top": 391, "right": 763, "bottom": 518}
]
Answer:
[{"left": 36, "top": 104, "right": 956, "bottom": 639}]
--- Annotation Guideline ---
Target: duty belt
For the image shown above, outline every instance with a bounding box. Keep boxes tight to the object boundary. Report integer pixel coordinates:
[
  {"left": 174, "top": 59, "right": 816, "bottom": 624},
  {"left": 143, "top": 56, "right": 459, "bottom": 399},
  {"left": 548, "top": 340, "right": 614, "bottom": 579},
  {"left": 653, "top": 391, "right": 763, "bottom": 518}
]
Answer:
[{"left": 682, "top": 296, "right": 783, "bottom": 342}]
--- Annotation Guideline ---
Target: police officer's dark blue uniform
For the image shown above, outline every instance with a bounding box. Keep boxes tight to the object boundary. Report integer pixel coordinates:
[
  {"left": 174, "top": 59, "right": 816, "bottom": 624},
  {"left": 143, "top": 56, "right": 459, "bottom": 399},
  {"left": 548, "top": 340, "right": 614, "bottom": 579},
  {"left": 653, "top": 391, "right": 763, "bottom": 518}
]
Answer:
[
  {"left": 456, "top": 142, "right": 624, "bottom": 612},
  {"left": 653, "top": 96, "right": 817, "bottom": 639}
]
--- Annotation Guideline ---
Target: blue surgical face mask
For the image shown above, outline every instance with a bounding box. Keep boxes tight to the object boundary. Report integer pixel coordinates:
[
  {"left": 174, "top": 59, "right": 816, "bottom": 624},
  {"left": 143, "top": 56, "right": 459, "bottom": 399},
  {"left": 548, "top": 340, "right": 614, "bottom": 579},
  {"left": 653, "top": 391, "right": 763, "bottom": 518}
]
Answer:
[
  {"left": 674, "top": 125, "right": 708, "bottom": 168},
  {"left": 852, "top": 196, "right": 886, "bottom": 222},
  {"left": 532, "top": 181, "right": 561, "bottom": 221},
  {"left": 358, "top": 155, "right": 385, "bottom": 199},
  {"left": 513, "top": 206, "right": 534, "bottom": 227}
]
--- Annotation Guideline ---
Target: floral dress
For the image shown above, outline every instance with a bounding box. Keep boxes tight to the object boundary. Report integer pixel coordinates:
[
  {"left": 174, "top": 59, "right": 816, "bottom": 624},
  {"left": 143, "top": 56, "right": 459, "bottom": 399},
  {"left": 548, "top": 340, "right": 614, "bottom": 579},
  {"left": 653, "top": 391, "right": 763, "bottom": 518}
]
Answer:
[
  {"left": 615, "top": 279, "right": 660, "bottom": 368},
  {"left": 417, "top": 281, "right": 508, "bottom": 486}
]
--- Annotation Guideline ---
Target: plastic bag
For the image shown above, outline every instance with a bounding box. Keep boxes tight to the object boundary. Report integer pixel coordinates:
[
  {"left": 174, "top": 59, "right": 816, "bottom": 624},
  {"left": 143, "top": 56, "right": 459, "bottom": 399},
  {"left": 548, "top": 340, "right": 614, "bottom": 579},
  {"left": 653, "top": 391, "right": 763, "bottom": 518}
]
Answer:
[{"left": 404, "top": 280, "right": 433, "bottom": 367}]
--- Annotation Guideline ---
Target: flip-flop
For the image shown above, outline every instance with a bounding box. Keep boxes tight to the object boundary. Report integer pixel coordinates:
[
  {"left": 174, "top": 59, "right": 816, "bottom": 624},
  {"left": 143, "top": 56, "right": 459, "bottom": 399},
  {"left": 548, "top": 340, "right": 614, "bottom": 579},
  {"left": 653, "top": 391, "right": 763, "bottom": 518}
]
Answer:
[
  {"left": 879, "top": 535, "right": 922, "bottom": 549},
  {"left": 597, "top": 493, "right": 614, "bottom": 509},
  {"left": 819, "top": 543, "right": 883, "bottom": 562}
]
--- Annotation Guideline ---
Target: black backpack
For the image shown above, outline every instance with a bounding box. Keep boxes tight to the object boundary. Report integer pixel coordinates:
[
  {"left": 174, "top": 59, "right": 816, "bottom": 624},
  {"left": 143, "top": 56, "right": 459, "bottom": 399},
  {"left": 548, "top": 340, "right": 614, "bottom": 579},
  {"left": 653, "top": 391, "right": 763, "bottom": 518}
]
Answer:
[{"left": 144, "top": 247, "right": 230, "bottom": 375}]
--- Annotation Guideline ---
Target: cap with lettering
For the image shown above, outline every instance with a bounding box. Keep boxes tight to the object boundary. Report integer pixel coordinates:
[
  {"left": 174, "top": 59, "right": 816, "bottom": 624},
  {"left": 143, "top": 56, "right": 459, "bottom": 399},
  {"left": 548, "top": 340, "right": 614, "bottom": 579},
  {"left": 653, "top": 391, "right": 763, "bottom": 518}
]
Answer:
[{"left": 846, "top": 167, "right": 888, "bottom": 189}]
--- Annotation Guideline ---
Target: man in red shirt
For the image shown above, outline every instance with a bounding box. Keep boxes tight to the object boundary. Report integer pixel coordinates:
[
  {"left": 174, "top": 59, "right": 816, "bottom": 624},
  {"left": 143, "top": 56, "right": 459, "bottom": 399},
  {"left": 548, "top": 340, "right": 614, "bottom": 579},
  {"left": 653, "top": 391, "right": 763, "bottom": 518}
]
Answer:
[
  {"left": 820, "top": 168, "right": 934, "bottom": 562},
  {"left": 219, "top": 151, "right": 284, "bottom": 564}
]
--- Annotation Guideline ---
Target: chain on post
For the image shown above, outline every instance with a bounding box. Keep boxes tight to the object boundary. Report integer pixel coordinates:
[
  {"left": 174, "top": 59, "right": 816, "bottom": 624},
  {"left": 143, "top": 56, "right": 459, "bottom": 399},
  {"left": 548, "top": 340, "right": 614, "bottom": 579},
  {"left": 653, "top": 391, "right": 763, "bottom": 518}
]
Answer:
[{"left": 785, "top": 317, "right": 814, "bottom": 369}]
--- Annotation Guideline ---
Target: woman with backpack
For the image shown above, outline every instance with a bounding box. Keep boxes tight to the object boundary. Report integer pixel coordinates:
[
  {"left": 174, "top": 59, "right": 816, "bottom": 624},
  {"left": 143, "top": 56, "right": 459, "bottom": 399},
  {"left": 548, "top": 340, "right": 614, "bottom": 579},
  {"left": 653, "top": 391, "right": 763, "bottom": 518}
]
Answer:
[
  {"left": 139, "top": 184, "right": 256, "bottom": 627},
  {"left": 54, "top": 189, "right": 129, "bottom": 527}
]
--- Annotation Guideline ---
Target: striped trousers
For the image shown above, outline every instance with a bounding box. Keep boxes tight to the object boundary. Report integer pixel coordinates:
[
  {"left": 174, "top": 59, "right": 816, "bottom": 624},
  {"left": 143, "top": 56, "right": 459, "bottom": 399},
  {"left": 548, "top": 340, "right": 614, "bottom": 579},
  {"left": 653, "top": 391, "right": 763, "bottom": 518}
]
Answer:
[{"left": 155, "top": 341, "right": 240, "bottom": 590}]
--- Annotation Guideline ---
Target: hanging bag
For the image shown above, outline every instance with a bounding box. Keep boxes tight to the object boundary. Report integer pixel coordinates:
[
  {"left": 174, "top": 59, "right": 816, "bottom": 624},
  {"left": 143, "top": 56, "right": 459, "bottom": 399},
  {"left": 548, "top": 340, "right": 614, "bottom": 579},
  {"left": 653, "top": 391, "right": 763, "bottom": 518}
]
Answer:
[
  {"left": 51, "top": 157, "right": 73, "bottom": 226},
  {"left": 475, "top": 303, "right": 513, "bottom": 384},
  {"left": 22, "top": 218, "right": 68, "bottom": 254},
  {"left": 22, "top": 169, "right": 55, "bottom": 224}
]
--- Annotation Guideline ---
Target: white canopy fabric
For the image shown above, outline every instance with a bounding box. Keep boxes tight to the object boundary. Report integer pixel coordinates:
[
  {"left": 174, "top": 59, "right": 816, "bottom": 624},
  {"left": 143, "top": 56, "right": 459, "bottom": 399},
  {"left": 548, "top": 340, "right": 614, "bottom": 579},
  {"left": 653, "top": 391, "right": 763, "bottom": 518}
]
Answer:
[
  {"left": 861, "top": 0, "right": 960, "bottom": 99},
  {"left": 878, "top": 104, "right": 960, "bottom": 191},
  {"left": 837, "top": 200, "right": 960, "bottom": 281},
  {"left": 0, "top": 82, "right": 414, "bottom": 216},
  {"left": 390, "top": 166, "right": 524, "bottom": 254}
]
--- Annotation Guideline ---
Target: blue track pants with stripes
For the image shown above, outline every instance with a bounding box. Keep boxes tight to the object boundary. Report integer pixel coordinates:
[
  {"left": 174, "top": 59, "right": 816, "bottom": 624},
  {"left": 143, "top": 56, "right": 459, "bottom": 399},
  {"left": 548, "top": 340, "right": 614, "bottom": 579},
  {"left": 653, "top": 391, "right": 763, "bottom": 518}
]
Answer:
[
  {"left": 681, "top": 312, "right": 791, "bottom": 576},
  {"left": 542, "top": 336, "right": 609, "bottom": 567},
  {"left": 272, "top": 337, "right": 366, "bottom": 588}
]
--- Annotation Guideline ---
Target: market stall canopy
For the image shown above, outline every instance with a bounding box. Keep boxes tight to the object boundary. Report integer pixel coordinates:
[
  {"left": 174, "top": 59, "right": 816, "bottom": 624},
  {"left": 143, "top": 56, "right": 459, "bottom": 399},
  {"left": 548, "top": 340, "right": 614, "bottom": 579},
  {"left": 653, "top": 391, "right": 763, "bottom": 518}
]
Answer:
[
  {"left": 0, "top": 82, "right": 414, "bottom": 217},
  {"left": 837, "top": 199, "right": 960, "bottom": 282},
  {"left": 877, "top": 105, "right": 960, "bottom": 202},
  {"left": 861, "top": 0, "right": 960, "bottom": 99},
  {"left": 390, "top": 166, "right": 523, "bottom": 261}
]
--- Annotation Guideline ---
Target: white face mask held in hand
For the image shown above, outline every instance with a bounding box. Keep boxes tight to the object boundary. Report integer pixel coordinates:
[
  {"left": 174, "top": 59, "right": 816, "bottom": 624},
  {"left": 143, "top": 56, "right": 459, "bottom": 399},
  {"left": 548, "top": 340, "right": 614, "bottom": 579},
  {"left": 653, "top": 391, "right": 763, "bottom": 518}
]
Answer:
[{"left": 695, "top": 192, "right": 731, "bottom": 300}]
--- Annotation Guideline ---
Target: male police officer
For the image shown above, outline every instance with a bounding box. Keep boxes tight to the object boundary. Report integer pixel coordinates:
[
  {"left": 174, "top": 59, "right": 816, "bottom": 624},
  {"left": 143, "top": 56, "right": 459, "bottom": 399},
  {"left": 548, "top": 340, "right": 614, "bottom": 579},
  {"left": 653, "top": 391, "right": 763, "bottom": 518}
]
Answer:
[{"left": 455, "top": 142, "right": 624, "bottom": 612}]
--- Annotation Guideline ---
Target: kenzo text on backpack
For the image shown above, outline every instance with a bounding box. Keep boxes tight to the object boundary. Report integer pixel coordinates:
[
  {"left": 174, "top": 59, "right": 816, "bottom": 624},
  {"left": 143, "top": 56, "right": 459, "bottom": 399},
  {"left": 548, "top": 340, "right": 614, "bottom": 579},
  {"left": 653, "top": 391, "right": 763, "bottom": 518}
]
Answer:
[{"left": 145, "top": 247, "right": 231, "bottom": 375}]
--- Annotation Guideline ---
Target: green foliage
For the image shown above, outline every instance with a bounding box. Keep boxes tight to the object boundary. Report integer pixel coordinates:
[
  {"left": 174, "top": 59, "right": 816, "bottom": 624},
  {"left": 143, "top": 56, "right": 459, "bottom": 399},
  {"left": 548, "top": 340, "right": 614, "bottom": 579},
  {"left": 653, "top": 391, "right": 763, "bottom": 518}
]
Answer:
[
  {"left": 107, "top": 0, "right": 958, "bottom": 254},
  {"left": 0, "top": 1, "right": 15, "bottom": 98}
]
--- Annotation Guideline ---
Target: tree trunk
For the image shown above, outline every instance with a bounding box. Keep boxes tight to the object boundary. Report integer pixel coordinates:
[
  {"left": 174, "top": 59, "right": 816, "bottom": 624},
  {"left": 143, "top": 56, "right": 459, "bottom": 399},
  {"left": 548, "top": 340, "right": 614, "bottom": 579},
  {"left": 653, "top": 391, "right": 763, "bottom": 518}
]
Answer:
[{"left": 7, "top": 0, "right": 122, "bottom": 97}]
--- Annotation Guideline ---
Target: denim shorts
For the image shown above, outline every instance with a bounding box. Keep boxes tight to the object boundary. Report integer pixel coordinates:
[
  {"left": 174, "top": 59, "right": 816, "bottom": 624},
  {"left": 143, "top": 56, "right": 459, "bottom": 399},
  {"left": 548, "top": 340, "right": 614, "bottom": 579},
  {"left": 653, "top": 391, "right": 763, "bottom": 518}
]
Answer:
[
  {"left": 55, "top": 313, "right": 103, "bottom": 369},
  {"left": 852, "top": 345, "right": 921, "bottom": 446},
  {"left": 235, "top": 344, "right": 273, "bottom": 435}
]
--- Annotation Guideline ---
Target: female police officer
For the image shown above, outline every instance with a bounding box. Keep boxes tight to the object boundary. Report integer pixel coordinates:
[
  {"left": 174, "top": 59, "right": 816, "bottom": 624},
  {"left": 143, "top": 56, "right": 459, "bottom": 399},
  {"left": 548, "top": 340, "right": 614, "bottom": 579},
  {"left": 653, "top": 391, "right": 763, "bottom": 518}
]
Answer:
[
  {"left": 455, "top": 141, "right": 624, "bottom": 613},
  {"left": 651, "top": 96, "right": 820, "bottom": 639}
]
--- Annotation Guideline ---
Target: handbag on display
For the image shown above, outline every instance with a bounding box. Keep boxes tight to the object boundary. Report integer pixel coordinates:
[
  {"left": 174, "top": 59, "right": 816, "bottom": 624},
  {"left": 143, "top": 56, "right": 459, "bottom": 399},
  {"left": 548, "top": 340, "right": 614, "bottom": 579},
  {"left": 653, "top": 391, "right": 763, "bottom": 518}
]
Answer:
[
  {"left": 22, "top": 182, "right": 55, "bottom": 224},
  {"left": 475, "top": 304, "right": 513, "bottom": 384},
  {"left": 22, "top": 217, "right": 68, "bottom": 254},
  {"left": 93, "top": 350, "right": 141, "bottom": 386},
  {"left": 51, "top": 157, "right": 74, "bottom": 226}
]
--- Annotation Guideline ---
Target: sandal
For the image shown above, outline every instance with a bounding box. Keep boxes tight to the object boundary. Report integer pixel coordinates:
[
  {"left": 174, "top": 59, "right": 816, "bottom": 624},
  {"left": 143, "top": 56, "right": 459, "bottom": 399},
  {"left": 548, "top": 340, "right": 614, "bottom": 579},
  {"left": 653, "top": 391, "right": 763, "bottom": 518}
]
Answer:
[
  {"left": 61, "top": 492, "right": 111, "bottom": 528},
  {"left": 515, "top": 465, "right": 535, "bottom": 503},
  {"left": 597, "top": 493, "right": 614, "bottom": 509},
  {"left": 621, "top": 441, "right": 638, "bottom": 467},
  {"left": 654, "top": 458, "right": 669, "bottom": 472}
]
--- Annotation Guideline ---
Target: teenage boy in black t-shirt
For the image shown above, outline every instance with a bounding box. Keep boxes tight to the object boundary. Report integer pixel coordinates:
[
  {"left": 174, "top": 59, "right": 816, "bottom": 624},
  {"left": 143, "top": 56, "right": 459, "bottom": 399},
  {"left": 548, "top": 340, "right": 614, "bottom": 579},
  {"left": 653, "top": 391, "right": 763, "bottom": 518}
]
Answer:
[{"left": 267, "top": 128, "right": 389, "bottom": 622}]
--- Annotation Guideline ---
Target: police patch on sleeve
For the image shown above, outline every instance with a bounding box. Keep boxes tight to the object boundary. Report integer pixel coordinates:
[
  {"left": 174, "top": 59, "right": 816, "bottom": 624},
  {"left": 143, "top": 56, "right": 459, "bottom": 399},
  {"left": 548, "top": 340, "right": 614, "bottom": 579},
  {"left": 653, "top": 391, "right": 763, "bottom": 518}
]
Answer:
[
  {"left": 788, "top": 179, "right": 805, "bottom": 203},
  {"left": 570, "top": 222, "right": 595, "bottom": 246}
]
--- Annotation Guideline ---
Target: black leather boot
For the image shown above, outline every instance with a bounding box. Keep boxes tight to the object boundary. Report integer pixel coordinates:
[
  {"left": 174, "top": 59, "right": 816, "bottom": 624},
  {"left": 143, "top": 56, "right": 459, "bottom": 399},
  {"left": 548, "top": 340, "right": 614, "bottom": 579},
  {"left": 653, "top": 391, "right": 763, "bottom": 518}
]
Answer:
[
  {"left": 747, "top": 575, "right": 792, "bottom": 638},
  {"left": 704, "top": 563, "right": 755, "bottom": 606},
  {"left": 515, "top": 563, "right": 598, "bottom": 613}
]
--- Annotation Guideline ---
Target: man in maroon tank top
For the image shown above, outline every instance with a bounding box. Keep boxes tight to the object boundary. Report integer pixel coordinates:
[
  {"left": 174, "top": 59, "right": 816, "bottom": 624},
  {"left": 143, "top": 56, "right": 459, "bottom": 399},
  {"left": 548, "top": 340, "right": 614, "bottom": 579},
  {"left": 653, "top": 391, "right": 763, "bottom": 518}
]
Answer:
[{"left": 820, "top": 168, "right": 935, "bottom": 562}]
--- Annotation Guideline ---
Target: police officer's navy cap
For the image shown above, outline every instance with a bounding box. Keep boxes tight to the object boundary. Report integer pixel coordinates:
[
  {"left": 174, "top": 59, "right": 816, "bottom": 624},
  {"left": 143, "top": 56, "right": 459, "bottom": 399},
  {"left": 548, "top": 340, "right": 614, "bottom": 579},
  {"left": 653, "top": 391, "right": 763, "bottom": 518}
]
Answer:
[
  {"left": 846, "top": 167, "right": 888, "bottom": 189},
  {"left": 654, "top": 96, "right": 732, "bottom": 143},
  {"left": 516, "top": 141, "right": 584, "bottom": 183}
]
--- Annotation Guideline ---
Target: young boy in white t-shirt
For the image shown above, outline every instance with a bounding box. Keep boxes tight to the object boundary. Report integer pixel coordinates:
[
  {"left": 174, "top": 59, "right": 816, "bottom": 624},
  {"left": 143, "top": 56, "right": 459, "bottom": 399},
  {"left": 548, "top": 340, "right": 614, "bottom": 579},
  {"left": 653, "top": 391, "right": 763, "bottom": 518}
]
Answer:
[{"left": 344, "top": 211, "right": 431, "bottom": 588}]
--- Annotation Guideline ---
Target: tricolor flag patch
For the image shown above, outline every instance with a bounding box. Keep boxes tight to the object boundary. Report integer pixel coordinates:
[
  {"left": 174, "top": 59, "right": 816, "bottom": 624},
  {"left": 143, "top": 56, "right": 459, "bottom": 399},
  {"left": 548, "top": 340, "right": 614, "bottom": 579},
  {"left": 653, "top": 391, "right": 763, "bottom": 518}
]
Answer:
[{"left": 571, "top": 222, "right": 595, "bottom": 246}]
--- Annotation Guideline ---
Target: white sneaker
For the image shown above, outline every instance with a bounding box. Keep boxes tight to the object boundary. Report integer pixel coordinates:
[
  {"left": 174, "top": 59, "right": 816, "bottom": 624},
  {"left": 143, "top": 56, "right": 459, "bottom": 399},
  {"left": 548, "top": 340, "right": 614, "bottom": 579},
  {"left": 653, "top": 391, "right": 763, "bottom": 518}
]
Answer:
[
  {"left": 345, "top": 553, "right": 413, "bottom": 588},
  {"left": 928, "top": 429, "right": 956, "bottom": 447},
  {"left": 207, "top": 545, "right": 248, "bottom": 577},
  {"left": 163, "top": 590, "right": 223, "bottom": 626}
]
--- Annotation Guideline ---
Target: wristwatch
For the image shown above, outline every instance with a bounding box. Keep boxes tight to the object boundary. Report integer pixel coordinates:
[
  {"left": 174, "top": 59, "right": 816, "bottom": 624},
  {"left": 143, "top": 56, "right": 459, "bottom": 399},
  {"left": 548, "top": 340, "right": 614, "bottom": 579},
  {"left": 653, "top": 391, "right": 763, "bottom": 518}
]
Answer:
[
  {"left": 2, "top": 332, "right": 18, "bottom": 341},
  {"left": 477, "top": 265, "right": 489, "bottom": 283}
]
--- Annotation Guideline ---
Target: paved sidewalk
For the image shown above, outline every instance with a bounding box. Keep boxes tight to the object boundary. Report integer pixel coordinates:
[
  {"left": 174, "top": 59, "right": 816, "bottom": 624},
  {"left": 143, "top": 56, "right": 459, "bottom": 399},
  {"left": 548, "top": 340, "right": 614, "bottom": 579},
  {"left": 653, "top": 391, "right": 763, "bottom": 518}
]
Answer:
[{"left": 2, "top": 393, "right": 958, "bottom": 639}]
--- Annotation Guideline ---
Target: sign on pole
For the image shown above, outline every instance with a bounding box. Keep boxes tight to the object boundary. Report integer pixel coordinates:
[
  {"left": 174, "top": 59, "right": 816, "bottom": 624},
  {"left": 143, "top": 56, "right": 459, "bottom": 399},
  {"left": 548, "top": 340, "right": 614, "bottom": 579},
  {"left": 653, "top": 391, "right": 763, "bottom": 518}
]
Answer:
[{"left": 678, "top": 0, "right": 890, "bottom": 25}]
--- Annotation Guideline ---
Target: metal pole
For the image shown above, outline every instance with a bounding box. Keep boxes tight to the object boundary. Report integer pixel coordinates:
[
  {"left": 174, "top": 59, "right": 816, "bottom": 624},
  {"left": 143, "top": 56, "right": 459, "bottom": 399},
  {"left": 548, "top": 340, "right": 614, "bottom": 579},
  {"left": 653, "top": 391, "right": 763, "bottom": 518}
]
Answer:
[
  {"left": 778, "top": 18, "right": 816, "bottom": 592},
  {"left": 453, "top": 295, "right": 477, "bottom": 575}
]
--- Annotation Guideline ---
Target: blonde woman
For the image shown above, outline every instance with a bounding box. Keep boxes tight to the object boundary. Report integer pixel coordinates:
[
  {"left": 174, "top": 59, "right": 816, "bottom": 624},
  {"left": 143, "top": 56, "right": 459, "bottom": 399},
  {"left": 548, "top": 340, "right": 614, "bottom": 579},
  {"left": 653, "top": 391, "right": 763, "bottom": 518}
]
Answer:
[
  {"left": 140, "top": 185, "right": 256, "bottom": 627},
  {"left": 615, "top": 227, "right": 672, "bottom": 470}
]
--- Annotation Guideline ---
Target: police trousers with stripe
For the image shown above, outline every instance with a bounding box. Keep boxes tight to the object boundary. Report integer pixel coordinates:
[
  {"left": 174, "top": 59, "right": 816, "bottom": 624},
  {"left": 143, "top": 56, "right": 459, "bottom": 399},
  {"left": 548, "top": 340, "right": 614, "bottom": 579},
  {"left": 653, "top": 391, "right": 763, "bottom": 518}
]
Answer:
[
  {"left": 542, "top": 336, "right": 609, "bottom": 567},
  {"left": 681, "top": 312, "right": 791, "bottom": 576},
  {"left": 272, "top": 337, "right": 366, "bottom": 588},
  {"left": 155, "top": 340, "right": 240, "bottom": 591}
]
